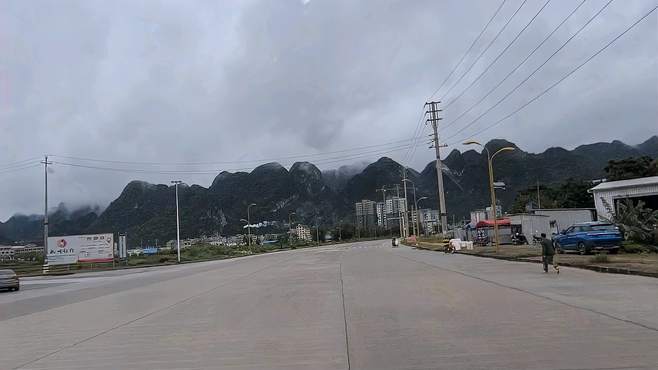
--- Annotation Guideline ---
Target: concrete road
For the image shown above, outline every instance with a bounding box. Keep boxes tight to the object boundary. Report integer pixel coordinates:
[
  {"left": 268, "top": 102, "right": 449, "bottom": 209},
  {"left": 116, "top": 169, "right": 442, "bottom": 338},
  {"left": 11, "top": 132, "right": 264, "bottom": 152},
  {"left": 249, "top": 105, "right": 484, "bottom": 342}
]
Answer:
[{"left": 1, "top": 241, "right": 657, "bottom": 370}]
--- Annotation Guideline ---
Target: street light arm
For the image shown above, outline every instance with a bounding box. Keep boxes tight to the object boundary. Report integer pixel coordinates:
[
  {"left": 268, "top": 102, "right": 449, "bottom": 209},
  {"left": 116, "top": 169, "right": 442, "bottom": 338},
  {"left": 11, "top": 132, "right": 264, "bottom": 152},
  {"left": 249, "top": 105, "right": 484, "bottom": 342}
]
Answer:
[
  {"left": 491, "top": 146, "right": 515, "bottom": 160},
  {"left": 462, "top": 140, "right": 490, "bottom": 158}
]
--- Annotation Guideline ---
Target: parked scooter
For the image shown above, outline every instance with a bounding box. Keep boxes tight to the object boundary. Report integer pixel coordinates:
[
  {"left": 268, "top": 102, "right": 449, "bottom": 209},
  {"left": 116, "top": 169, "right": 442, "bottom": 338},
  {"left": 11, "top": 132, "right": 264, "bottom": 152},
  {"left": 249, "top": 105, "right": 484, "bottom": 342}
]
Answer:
[{"left": 511, "top": 232, "right": 527, "bottom": 245}]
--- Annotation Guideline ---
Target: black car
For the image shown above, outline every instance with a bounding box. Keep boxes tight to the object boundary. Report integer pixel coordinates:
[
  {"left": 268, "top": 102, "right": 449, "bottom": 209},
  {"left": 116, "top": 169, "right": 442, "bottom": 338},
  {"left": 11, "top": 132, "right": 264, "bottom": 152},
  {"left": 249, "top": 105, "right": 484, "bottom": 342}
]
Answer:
[{"left": 0, "top": 269, "right": 20, "bottom": 291}]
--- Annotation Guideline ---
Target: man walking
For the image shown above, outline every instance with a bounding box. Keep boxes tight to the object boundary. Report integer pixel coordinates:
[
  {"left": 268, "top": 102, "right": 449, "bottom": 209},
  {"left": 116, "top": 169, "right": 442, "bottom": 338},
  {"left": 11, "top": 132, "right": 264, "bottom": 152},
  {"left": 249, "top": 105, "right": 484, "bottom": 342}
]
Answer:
[{"left": 540, "top": 233, "right": 559, "bottom": 274}]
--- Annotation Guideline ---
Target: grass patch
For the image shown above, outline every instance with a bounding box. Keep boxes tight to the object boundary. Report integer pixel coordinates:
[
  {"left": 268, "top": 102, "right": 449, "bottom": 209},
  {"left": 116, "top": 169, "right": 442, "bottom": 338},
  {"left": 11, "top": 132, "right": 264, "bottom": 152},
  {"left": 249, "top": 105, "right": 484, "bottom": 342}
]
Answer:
[{"left": 590, "top": 254, "right": 610, "bottom": 264}]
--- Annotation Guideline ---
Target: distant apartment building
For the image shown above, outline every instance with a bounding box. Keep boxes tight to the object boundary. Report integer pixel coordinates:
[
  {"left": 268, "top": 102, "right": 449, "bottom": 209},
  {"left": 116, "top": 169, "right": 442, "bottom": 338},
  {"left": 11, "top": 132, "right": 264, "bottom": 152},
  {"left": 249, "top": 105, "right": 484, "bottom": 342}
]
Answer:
[
  {"left": 376, "top": 202, "right": 386, "bottom": 227},
  {"left": 355, "top": 199, "right": 378, "bottom": 232},
  {"left": 418, "top": 208, "right": 440, "bottom": 234},
  {"left": 291, "top": 224, "right": 312, "bottom": 241},
  {"left": 385, "top": 197, "right": 407, "bottom": 215}
]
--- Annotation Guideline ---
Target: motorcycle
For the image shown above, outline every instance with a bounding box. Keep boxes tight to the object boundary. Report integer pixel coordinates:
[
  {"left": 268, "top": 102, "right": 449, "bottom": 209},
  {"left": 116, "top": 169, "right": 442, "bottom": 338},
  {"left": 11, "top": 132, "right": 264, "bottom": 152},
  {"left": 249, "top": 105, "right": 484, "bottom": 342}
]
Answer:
[{"left": 511, "top": 233, "right": 527, "bottom": 245}]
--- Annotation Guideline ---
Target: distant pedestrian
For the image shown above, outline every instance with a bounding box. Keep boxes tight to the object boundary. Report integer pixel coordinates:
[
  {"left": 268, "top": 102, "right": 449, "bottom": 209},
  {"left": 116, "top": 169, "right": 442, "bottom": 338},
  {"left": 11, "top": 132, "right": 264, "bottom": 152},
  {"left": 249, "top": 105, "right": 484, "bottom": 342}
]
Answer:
[{"left": 540, "top": 233, "right": 559, "bottom": 274}]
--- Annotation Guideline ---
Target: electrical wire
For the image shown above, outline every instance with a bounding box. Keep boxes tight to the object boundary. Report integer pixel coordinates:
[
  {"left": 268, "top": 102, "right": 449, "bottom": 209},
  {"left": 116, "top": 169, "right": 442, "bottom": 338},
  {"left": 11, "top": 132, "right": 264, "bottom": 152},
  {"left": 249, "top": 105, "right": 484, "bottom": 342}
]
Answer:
[
  {"left": 441, "top": 0, "right": 529, "bottom": 101},
  {"left": 441, "top": 0, "right": 587, "bottom": 131},
  {"left": 446, "top": 4, "right": 657, "bottom": 146},
  {"left": 49, "top": 137, "right": 417, "bottom": 166},
  {"left": 443, "top": 0, "right": 552, "bottom": 109},
  {"left": 0, "top": 157, "right": 41, "bottom": 171},
  {"left": 427, "top": 0, "right": 508, "bottom": 100},
  {"left": 0, "top": 163, "right": 41, "bottom": 175},
  {"left": 50, "top": 143, "right": 422, "bottom": 175},
  {"left": 442, "top": 0, "right": 615, "bottom": 141}
]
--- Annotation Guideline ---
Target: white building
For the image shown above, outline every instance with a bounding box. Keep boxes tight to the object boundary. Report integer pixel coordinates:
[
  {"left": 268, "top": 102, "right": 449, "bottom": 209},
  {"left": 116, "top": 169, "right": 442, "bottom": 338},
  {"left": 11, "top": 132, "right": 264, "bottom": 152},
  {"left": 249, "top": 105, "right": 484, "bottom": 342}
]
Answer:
[
  {"left": 291, "top": 224, "right": 312, "bottom": 241},
  {"left": 418, "top": 209, "right": 440, "bottom": 234},
  {"left": 590, "top": 176, "right": 658, "bottom": 221},
  {"left": 533, "top": 208, "right": 595, "bottom": 233},
  {"left": 355, "top": 199, "right": 377, "bottom": 232}
]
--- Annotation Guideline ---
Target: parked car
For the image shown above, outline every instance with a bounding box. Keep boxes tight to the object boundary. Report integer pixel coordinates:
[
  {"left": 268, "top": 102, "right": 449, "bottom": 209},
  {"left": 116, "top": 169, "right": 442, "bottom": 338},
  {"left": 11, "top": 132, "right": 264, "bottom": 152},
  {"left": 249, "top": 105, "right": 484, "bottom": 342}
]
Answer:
[
  {"left": 0, "top": 269, "right": 20, "bottom": 291},
  {"left": 553, "top": 222, "right": 622, "bottom": 255},
  {"left": 391, "top": 238, "right": 399, "bottom": 247}
]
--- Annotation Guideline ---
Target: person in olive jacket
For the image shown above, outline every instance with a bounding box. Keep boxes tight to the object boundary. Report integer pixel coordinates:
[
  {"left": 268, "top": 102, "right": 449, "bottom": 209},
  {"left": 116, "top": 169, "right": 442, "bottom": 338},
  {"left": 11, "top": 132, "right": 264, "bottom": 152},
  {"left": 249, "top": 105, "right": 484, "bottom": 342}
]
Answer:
[{"left": 541, "top": 233, "right": 559, "bottom": 274}]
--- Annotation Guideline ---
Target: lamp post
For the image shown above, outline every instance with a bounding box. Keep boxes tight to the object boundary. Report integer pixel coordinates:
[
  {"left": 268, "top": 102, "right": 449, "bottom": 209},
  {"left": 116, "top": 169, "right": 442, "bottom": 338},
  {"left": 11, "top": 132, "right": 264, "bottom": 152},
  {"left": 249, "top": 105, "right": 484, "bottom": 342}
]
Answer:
[
  {"left": 247, "top": 203, "right": 256, "bottom": 246},
  {"left": 415, "top": 196, "right": 428, "bottom": 237},
  {"left": 171, "top": 180, "right": 183, "bottom": 263},
  {"left": 463, "top": 141, "right": 515, "bottom": 253},
  {"left": 402, "top": 179, "right": 420, "bottom": 236}
]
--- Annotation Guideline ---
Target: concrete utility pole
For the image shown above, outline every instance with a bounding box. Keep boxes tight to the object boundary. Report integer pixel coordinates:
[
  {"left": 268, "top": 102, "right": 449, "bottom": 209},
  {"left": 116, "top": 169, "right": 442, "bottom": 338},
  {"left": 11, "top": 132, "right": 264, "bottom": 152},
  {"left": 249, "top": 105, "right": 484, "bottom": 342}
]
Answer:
[
  {"left": 537, "top": 180, "right": 541, "bottom": 209},
  {"left": 42, "top": 155, "right": 52, "bottom": 262},
  {"left": 426, "top": 101, "right": 448, "bottom": 234},
  {"left": 395, "top": 184, "right": 402, "bottom": 237},
  {"left": 376, "top": 186, "right": 388, "bottom": 229},
  {"left": 171, "top": 180, "right": 182, "bottom": 263},
  {"left": 401, "top": 168, "right": 410, "bottom": 238},
  {"left": 247, "top": 203, "right": 256, "bottom": 246},
  {"left": 415, "top": 196, "right": 428, "bottom": 237}
]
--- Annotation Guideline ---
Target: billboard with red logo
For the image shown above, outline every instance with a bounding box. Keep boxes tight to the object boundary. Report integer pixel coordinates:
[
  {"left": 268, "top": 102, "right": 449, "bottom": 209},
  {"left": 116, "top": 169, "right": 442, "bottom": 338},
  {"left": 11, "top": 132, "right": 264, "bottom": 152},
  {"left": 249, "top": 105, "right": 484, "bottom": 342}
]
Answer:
[{"left": 47, "top": 233, "right": 114, "bottom": 265}]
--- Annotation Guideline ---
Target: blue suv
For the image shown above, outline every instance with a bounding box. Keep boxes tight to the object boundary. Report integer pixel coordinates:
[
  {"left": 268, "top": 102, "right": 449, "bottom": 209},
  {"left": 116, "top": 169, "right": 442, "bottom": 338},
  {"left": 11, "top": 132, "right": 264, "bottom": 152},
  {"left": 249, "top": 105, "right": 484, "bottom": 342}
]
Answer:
[{"left": 553, "top": 222, "right": 622, "bottom": 255}]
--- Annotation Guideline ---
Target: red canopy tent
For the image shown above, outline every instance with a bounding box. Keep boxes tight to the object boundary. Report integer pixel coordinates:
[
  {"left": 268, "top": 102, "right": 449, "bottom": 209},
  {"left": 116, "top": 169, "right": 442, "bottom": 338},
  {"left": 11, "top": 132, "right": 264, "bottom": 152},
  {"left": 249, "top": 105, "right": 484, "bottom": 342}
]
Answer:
[{"left": 475, "top": 218, "right": 511, "bottom": 228}]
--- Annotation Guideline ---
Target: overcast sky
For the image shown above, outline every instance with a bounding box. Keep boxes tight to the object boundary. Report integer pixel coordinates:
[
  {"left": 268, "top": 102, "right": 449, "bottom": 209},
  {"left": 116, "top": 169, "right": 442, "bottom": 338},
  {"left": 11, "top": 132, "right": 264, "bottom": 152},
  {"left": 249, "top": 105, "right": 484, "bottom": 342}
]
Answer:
[{"left": 1, "top": 0, "right": 656, "bottom": 220}]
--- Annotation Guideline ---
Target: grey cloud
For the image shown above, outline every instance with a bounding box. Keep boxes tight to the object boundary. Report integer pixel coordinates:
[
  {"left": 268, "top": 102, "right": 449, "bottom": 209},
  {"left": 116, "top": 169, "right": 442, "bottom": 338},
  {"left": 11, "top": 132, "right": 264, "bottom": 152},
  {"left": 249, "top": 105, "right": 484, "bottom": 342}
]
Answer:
[{"left": 0, "top": 0, "right": 656, "bottom": 220}]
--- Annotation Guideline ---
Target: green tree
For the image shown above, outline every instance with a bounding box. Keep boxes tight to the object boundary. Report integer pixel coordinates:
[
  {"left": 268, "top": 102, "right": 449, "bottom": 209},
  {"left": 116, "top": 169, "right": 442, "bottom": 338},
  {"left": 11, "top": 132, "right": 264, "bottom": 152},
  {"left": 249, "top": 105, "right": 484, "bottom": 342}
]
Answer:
[
  {"left": 511, "top": 180, "right": 593, "bottom": 213},
  {"left": 604, "top": 156, "right": 658, "bottom": 181}
]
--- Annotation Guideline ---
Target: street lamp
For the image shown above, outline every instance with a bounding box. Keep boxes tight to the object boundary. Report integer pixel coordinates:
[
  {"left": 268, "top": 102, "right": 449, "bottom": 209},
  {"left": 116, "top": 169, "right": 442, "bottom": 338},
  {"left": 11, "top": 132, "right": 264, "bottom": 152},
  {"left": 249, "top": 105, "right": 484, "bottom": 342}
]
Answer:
[
  {"left": 402, "top": 178, "right": 416, "bottom": 237},
  {"left": 415, "top": 196, "right": 428, "bottom": 237},
  {"left": 171, "top": 180, "right": 183, "bottom": 263},
  {"left": 247, "top": 203, "right": 256, "bottom": 246},
  {"left": 463, "top": 140, "right": 515, "bottom": 253}
]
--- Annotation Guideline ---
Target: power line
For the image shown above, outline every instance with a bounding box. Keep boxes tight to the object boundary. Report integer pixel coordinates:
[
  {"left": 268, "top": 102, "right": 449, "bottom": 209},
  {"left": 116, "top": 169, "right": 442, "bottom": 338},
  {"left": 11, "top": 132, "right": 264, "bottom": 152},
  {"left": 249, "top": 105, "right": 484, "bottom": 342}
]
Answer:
[
  {"left": 427, "top": 0, "right": 508, "bottom": 100},
  {"left": 408, "top": 0, "right": 507, "bottom": 165},
  {"left": 441, "top": 0, "right": 529, "bottom": 100},
  {"left": 441, "top": 0, "right": 587, "bottom": 131},
  {"left": 50, "top": 143, "right": 425, "bottom": 175},
  {"left": 402, "top": 105, "right": 430, "bottom": 165},
  {"left": 442, "top": 0, "right": 615, "bottom": 142},
  {"left": 0, "top": 163, "right": 40, "bottom": 175},
  {"left": 443, "top": 0, "right": 552, "bottom": 109},
  {"left": 446, "top": 4, "right": 657, "bottom": 146},
  {"left": 0, "top": 157, "right": 41, "bottom": 171},
  {"left": 49, "top": 138, "right": 417, "bottom": 166}
]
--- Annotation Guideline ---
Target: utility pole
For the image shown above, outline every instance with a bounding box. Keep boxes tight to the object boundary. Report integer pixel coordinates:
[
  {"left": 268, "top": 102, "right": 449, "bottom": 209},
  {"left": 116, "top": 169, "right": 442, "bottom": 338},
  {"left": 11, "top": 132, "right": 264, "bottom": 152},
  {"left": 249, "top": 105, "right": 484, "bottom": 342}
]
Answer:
[
  {"left": 171, "top": 180, "right": 182, "bottom": 263},
  {"left": 247, "top": 203, "right": 256, "bottom": 246},
  {"left": 426, "top": 101, "right": 448, "bottom": 235},
  {"left": 537, "top": 180, "right": 541, "bottom": 209},
  {"left": 376, "top": 186, "right": 388, "bottom": 230},
  {"left": 395, "top": 184, "right": 402, "bottom": 237},
  {"left": 401, "top": 168, "right": 410, "bottom": 239},
  {"left": 42, "top": 155, "right": 52, "bottom": 262}
]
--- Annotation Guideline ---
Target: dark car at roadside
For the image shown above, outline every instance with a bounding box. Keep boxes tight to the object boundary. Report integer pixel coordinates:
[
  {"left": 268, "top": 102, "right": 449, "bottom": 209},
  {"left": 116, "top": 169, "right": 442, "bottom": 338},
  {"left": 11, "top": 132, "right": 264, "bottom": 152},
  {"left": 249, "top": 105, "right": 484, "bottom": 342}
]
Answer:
[
  {"left": 0, "top": 269, "right": 20, "bottom": 291},
  {"left": 553, "top": 222, "right": 622, "bottom": 255}
]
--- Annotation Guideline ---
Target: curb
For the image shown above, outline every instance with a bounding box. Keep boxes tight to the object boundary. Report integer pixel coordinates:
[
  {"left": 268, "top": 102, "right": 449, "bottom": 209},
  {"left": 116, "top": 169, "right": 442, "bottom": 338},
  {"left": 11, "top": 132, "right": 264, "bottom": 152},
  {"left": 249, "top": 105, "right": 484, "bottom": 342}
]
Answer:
[{"left": 412, "top": 244, "right": 658, "bottom": 279}]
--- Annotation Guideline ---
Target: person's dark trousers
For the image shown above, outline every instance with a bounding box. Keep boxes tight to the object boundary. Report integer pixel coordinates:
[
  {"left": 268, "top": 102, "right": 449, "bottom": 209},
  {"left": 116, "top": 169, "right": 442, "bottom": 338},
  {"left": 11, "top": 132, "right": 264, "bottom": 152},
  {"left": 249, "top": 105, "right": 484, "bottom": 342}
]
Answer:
[{"left": 543, "top": 255, "right": 553, "bottom": 272}]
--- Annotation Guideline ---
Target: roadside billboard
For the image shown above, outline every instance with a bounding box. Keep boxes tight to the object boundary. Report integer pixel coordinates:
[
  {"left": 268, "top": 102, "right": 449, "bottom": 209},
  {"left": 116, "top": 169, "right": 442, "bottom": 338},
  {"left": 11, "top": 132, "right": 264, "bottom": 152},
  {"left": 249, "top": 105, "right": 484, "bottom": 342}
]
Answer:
[{"left": 47, "top": 233, "right": 114, "bottom": 265}]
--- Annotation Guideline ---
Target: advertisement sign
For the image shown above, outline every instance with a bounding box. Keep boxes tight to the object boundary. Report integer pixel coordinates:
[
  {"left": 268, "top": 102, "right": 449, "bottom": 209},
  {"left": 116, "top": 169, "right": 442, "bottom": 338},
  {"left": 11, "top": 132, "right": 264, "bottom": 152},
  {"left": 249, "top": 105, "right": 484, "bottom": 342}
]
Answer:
[{"left": 47, "top": 233, "right": 114, "bottom": 265}]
